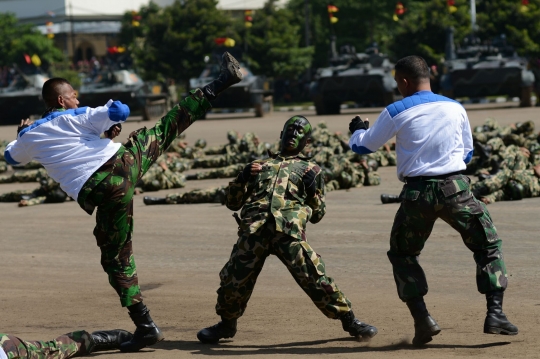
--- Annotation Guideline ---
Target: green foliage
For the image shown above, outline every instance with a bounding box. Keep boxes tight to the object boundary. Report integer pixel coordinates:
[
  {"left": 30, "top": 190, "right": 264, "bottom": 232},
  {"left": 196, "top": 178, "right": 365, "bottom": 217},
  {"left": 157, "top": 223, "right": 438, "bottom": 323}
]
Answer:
[
  {"left": 287, "top": 0, "right": 399, "bottom": 68},
  {"left": 120, "top": 0, "right": 237, "bottom": 83},
  {"left": 389, "top": 0, "right": 471, "bottom": 65},
  {"left": 0, "top": 12, "right": 63, "bottom": 68},
  {"left": 245, "top": 0, "right": 314, "bottom": 78},
  {"left": 476, "top": 0, "right": 540, "bottom": 57}
]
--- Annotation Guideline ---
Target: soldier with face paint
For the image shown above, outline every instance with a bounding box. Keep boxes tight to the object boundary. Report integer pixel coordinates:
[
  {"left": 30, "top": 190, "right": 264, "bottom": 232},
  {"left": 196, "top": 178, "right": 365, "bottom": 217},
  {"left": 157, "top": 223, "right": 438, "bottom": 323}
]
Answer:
[{"left": 197, "top": 115, "right": 378, "bottom": 344}]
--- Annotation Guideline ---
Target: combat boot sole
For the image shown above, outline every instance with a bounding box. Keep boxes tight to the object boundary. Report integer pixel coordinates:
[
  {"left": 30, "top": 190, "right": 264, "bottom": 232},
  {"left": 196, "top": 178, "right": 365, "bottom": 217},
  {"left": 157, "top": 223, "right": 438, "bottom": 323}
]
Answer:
[{"left": 221, "top": 52, "right": 243, "bottom": 87}]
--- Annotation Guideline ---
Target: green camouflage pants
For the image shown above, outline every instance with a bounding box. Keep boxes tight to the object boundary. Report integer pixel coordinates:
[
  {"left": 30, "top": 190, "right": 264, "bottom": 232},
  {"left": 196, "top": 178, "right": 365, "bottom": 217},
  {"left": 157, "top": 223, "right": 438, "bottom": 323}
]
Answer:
[
  {"left": 0, "top": 330, "right": 93, "bottom": 359},
  {"left": 388, "top": 174, "right": 507, "bottom": 302},
  {"left": 165, "top": 186, "right": 226, "bottom": 204},
  {"left": 216, "top": 220, "right": 352, "bottom": 320},
  {"left": 77, "top": 89, "right": 210, "bottom": 307}
]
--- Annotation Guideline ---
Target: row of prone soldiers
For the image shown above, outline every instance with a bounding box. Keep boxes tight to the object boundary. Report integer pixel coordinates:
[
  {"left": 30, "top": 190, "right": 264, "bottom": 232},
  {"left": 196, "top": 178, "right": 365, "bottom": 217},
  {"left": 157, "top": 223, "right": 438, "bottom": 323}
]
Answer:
[
  {"left": 0, "top": 122, "right": 397, "bottom": 207},
  {"left": 382, "top": 118, "right": 540, "bottom": 205}
]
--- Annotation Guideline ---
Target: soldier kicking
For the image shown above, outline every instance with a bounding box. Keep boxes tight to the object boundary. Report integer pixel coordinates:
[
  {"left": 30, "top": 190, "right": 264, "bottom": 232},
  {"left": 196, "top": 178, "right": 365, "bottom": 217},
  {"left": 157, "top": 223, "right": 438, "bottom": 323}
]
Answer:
[
  {"left": 4, "top": 52, "right": 242, "bottom": 352},
  {"left": 197, "top": 115, "right": 377, "bottom": 343}
]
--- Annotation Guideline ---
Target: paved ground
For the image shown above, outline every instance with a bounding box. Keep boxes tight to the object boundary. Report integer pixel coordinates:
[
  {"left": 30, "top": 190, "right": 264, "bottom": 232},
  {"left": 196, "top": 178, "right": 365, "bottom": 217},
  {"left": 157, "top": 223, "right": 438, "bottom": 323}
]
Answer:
[{"left": 0, "top": 103, "right": 539, "bottom": 358}]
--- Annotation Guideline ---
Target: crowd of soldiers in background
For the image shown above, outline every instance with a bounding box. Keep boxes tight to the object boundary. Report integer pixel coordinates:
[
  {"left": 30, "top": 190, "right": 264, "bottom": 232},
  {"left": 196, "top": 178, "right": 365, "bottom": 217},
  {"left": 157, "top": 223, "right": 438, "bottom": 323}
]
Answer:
[
  {"left": 0, "top": 121, "right": 395, "bottom": 207},
  {"left": 1, "top": 117, "right": 539, "bottom": 208}
]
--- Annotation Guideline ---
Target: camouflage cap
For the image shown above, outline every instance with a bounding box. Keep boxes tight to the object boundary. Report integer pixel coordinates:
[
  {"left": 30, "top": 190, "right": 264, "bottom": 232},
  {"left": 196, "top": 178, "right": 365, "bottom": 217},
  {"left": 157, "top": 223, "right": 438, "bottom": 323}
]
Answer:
[{"left": 194, "top": 138, "right": 207, "bottom": 148}]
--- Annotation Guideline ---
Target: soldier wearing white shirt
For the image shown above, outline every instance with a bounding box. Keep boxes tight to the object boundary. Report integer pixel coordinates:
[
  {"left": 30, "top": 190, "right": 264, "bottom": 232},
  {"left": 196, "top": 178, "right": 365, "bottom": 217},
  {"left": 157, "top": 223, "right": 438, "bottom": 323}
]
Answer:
[
  {"left": 4, "top": 52, "right": 243, "bottom": 353},
  {"left": 348, "top": 55, "right": 517, "bottom": 346}
]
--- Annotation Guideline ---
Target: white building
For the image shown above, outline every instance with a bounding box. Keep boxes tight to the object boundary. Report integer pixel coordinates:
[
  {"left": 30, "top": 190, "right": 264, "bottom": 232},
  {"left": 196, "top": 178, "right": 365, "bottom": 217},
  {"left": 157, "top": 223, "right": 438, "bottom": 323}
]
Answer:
[{"left": 1, "top": 0, "right": 286, "bottom": 61}]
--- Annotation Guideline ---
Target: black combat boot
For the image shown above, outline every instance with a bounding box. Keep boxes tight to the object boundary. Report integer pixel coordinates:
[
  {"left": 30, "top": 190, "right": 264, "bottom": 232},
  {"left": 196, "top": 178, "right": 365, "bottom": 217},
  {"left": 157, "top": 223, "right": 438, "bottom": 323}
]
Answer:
[
  {"left": 484, "top": 290, "right": 518, "bottom": 335},
  {"left": 202, "top": 52, "right": 243, "bottom": 101},
  {"left": 185, "top": 174, "right": 198, "bottom": 180},
  {"left": 381, "top": 194, "right": 401, "bottom": 204},
  {"left": 90, "top": 330, "right": 133, "bottom": 353},
  {"left": 143, "top": 197, "right": 167, "bottom": 205},
  {"left": 339, "top": 310, "right": 378, "bottom": 339},
  {"left": 120, "top": 304, "right": 164, "bottom": 352},
  {"left": 406, "top": 297, "right": 441, "bottom": 346},
  {"left": 197, "top": 318, "right": 237, "bottom": 344}
]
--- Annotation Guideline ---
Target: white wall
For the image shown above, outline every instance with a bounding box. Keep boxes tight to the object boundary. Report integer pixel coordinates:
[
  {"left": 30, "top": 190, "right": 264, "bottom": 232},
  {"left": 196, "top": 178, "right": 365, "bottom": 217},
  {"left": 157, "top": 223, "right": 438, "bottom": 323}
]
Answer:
[{"left": 0, "top": 0, "right": 287, "bottom": 19}]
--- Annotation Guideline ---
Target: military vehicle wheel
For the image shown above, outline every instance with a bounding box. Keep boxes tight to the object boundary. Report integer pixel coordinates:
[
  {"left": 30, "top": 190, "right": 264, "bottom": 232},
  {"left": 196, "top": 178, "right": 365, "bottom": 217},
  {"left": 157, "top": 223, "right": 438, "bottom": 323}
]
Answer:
[
  {"left": 315, "top": 98, "right": 341, "bottom": 115},
  {"left": 255, "top": 103, "right": 264, "bottom": 117},
  {"left": 520, "top": 86, "right": 533, "bottom": 107},
  {"left": 383, "top": 91, "right": 395, "bottom": 106}
]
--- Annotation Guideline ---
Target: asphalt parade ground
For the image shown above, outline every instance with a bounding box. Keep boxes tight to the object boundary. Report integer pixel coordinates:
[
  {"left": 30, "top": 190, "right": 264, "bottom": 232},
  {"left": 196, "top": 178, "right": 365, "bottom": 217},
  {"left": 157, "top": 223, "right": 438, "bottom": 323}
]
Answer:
[{"left": 0, "top": 102, "right": 539, "bottom": 358}]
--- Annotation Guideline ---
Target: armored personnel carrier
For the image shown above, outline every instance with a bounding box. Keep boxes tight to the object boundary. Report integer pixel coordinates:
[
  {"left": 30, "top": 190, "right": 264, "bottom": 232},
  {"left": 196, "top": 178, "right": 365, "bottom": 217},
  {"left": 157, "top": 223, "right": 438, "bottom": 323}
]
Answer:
[
  {"left": 310, "top": 46, "right": 397, "bottom": 115},
  {"left": 79, "top": 70, "right": 170, "bottom": 121},
  {"left": 440, "top": 31, "right": 535, "bottom": 107},
  {"left": 189, "top": 61, "right": 273, "bottom": 118},
  {"left": 0, "top": 73, "right": 48, "bottom": 125}
]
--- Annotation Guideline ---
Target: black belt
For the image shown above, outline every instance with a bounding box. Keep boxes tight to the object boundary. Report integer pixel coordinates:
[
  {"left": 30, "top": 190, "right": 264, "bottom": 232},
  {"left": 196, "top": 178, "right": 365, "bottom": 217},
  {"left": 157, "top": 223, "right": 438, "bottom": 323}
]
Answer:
[{"left": 405, "top": 171, "right": 462, "bottom": 183}]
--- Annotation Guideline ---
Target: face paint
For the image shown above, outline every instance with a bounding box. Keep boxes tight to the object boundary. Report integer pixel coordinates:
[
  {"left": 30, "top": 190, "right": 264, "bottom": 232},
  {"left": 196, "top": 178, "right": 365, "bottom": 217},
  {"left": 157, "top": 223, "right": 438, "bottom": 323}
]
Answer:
[{"left": 280, "top": 116, "right": 312, "bottom": 154}]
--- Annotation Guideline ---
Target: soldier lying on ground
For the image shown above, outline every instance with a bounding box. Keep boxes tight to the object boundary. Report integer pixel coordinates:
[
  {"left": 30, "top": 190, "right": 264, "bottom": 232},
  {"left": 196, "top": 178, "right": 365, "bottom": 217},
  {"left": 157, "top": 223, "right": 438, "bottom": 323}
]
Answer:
[
  {"left": 0, "top": 176, "right": 68, "bottom": 207},
  {"left": 0, "top": 329, "right": 132, "bottom": 359},
  {"left": 143, "top": 185, "right": 227, "bottom": 205},
  {"left": 196, "top": 115, "right": 377, "bottom": 344}
]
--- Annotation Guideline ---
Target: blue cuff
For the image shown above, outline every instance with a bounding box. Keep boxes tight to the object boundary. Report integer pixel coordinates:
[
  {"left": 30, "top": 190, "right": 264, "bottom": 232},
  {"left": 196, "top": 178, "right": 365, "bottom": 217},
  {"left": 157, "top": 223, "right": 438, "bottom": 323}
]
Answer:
[
  {"left": 351, "top": 144, "right": 374, "bottom": 154},
  {"left": 108, "top": 101, "right": 130, "bottom": 122},
  {"left": 4, "top": 150, "right": 20, "bottom": 165},
  {"left": 464, "top": 149, "right": 473, "bottom": 164}
]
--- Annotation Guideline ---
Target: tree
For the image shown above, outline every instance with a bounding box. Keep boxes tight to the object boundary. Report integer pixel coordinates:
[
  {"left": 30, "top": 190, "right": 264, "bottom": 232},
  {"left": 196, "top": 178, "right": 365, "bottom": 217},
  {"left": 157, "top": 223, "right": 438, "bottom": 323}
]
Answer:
[
  {"left": 388, "top": 0, "right": 471, "bottom": 65},
  {"left": 0, "top": 12, "right": 63, "bottom": 70},
  {"left": 287, "top": 0, "right": 399, "bottom": 69},
  {"left": 244, "top": 0, "right": 314, "bottom": 78},
  {"left": 476, "top": 0, "right": 540, "bottom": 57},
  {"left": 120, "top": 0, "right": 237, "bottom": 84}
]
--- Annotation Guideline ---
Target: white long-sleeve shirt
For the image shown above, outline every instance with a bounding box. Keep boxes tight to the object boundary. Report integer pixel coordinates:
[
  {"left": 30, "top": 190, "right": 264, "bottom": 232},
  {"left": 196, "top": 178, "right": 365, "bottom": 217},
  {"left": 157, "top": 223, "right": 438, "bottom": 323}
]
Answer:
[
  {"left": 349, "top": 91, "right": 473, "bottom": 182},
  {"left": 4, "top": 100, "right": 129, "bottom": 200}
]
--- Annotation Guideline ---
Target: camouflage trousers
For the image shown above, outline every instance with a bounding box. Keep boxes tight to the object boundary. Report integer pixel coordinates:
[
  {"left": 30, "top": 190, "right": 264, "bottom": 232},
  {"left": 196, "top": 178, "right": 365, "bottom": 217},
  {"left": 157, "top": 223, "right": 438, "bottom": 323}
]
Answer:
[
  {"left": 388, "top": 174, "right": 507, "bottom": 302},
  {"left": 0, "top": 330, "right": 93, "bottom": 359},
  {"left": 188, "top": 164, "right": 245, "bottom": 180},
  {"left": 165, "top": 186, "right": 226, "bottom": 204},
  {"left": 0, "top": 190, "right": 33, "bottom": 202},
  {"left": 77, "top": 89, "right": 210, "bottom": 307},
  {"left": 0, "top": 169, "right": 47, "bottom": 184},
  {"left": 0, "top": 161, "right": 6, "bottom": 173},
  {"left": 216, "top": 220, "right": 352, "bottom": 320}
]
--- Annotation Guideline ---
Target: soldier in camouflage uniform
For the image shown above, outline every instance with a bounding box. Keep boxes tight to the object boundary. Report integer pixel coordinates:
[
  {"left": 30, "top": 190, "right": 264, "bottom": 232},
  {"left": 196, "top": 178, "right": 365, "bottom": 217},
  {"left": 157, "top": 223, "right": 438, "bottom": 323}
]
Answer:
[
  {"left": 471, "top": 148, "right": 540, "bottom": 204},
  {"left": 197, "top": 115, "right": 378, "bottom": 344},
  {"left": 143, "top": 185, "right": 227, "bottom": 205},
  {"left": 0, "top": 175, "right": 68, "bottom": 207},
  {"left": 4, "top": 52, "right": 243, "bottom": 353},
  {"left": 349, "top": 56, "right": 517, "bottom": 346},
  {"left": 0, "top": 168, "right": 48, "bottom": 184},
  {"left": 135, "top": 162, "right": 186, "bottom": 193},
  {"left": 185, "top": 163, "right": 246, "bottom": 180},
  {"left": 0, "top": 329, "right": 133, "bottom": 358}
]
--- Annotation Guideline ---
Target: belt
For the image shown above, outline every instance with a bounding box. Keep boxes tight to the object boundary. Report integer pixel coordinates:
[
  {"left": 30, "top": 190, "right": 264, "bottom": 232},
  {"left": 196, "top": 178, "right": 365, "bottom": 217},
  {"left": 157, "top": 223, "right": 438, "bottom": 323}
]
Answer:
[{"left": 405, "top": 171, "right": 462, "bottom": 183}]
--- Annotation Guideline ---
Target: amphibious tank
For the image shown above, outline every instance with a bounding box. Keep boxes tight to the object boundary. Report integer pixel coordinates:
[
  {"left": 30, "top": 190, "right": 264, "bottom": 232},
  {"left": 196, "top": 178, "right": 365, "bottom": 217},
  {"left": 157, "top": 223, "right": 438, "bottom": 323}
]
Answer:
[
  {"left": 189, "top": 59, "right": 273, "bottom": 118},
  {"left": 440, "top": 29, "right": 535, "bottom": 106},
  {"left": 0, "top": 73, "right": 49, "bottom": 125},
  {"left": 310, "top": 45, "right": 397, "bottom": 115}
]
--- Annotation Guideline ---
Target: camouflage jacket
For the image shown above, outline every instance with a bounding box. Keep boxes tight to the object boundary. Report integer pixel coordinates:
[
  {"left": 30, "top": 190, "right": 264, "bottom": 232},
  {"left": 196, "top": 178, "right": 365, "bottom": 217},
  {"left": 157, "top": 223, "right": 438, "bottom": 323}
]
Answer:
[{"left": 226, "top": 152, "right": 326, "bottom": 240}]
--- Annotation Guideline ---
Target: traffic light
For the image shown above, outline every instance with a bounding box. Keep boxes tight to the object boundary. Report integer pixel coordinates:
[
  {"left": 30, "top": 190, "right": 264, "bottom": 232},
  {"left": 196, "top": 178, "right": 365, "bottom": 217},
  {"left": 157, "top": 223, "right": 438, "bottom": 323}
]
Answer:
[
  {"left": 214, "top": 37, "right": 236, "bottom": 47},
  {"left": 45, "top": 21, "right": 54, "bottom": 39},
  {"left": 245, "top": 10, "right": 253, "bottom": 28},
  {"left": 131, "top": 11, "right": 141, "bottom": 27},
  {"left": 393, "top": 2, "right": 406, "bottom": 21},
  {"left": 447, "top": 0, "right": 457, "bottom": 13},
  {"left": 521, "top": 0, "right": 529, "bottom": 12},
  {"left": 327, "top": 5, "right": 339, "bottom": 24}
]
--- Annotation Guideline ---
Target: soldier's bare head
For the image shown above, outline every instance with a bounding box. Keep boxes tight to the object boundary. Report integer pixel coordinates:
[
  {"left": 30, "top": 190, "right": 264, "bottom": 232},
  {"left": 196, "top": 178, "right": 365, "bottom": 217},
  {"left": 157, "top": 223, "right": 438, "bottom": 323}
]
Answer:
[
  {"left": 42, "top": 77, "right": 79, "bottom": 110},
  {"left": 394, "top": 55, "right": 432, "bottom": 97},
  {"left": 280, "top": 115, "right": 312, "bottom": 155}
]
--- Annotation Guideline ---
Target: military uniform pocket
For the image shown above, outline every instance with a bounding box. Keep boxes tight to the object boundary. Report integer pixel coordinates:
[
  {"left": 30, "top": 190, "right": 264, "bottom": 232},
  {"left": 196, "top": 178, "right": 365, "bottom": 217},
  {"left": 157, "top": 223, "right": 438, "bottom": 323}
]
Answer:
[
  {"left": 399, "top": 187, "right": 420, "bottom": 201},
  {"left": 287, "top": 172, "right": 305, "bottom": 203},
  {"left": 439, "top": 176, "right": 469, "bottom": 197}
]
